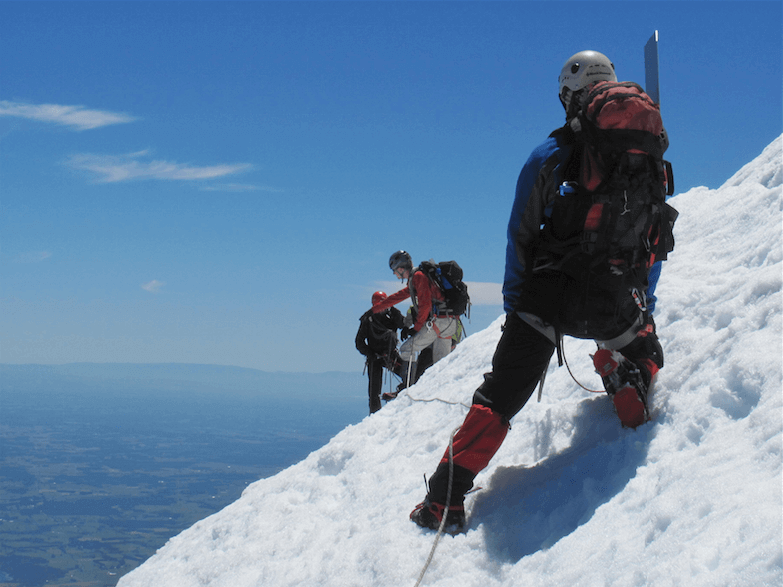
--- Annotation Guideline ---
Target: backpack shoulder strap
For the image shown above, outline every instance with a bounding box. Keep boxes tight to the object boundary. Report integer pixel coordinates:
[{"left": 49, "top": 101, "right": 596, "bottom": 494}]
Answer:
[{"left": 416, "top": 260, "right": 441, "bottom": 289}]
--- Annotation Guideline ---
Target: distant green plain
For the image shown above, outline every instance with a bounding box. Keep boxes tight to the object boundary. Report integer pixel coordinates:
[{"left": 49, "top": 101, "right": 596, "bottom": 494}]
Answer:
[{"left": 0, "top": 364, "right": 367, "bottom": 586}]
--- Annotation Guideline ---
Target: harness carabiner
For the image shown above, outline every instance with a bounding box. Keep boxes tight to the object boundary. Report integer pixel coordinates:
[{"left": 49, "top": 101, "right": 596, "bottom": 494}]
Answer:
[{"left": 621, "top": 189, "right": 630, "bottom": 215}]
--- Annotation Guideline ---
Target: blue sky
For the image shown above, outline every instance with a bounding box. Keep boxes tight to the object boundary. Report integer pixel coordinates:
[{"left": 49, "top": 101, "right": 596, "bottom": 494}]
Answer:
[{"left": 1, "top": 1, "right": 781, "bottom": 373}]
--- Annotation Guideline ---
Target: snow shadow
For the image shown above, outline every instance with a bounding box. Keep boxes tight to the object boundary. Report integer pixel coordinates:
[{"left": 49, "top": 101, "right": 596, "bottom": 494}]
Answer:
[{"left": 470, "top": 395, "right": 652, "bottom": 562}]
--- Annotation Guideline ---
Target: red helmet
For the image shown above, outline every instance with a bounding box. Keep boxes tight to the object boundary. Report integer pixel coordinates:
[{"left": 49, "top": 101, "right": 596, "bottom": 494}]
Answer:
[{"left": 372, "top": 291, "right": 387, "bottom": 305}]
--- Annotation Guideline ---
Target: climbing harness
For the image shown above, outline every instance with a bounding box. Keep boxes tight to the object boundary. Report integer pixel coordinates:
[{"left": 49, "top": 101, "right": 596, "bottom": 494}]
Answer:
[{"left": 535, "top": 337, "right": 605, "bottom": 398}]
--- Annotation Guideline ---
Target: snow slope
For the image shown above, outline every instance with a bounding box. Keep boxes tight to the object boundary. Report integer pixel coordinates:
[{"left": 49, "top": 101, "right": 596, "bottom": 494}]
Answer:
[{"left": 119, "top": 136, "right": 782, "bottom": 587}]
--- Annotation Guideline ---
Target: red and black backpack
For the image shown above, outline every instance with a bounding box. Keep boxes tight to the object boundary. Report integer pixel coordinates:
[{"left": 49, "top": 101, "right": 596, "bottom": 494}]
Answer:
[{"left": 535, "top": 81, "right": 679, "bottom": 281}]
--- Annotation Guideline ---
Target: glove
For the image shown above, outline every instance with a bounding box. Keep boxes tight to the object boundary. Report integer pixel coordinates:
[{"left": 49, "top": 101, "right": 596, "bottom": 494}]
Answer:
[{"left": 400, "top": 327, "right": 412, "bottom": 341}]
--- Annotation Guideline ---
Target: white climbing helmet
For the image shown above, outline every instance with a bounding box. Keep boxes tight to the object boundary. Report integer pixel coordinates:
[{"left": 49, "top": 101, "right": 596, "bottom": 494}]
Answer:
[{"left": 558, "top": 50, "right": 617, "bottom": 116}]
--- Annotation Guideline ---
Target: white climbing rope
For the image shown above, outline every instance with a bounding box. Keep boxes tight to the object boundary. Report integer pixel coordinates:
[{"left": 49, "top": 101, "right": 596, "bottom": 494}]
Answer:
[{"left": 413, "top": 426, "right": 459, "bottom": 587}]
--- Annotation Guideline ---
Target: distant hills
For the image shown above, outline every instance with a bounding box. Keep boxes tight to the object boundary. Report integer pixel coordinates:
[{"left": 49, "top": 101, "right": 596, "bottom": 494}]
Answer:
[{"left": 1, "top": 363, "right": 365, "bottom": 399}]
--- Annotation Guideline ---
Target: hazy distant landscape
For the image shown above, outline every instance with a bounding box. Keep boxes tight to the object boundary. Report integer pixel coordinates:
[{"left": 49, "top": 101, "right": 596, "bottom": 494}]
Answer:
[{"left": 0, "top": 364, "right": 367, "bottom": 587}]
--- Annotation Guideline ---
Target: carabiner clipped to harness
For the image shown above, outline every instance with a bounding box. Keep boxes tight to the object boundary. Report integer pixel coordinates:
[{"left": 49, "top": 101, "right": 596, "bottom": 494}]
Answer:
[{"left": 631, "top": 287, "right": 647, "bottom": 312}]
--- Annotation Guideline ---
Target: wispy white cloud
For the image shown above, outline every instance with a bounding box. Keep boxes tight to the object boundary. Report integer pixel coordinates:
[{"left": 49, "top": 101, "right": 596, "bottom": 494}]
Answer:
[
  {"left": 0, "top": 100, "right": 137, "bottom": 130},
  {"left": 199, "top": 183, "right": 283, "bottom": 193},
  {"left": 15, "top": 251, "right": 52, "bottom": 263},
  {"left": 141, "top": 280, "right": 164, "bottom": 293},
  {"left": 376, "top": 280, "right": 407, "bottom": 297},
  {"left": 375, "top": 280, "right": 503, "bottom": 306},
  {"left": 464, "top": 282, "right": 503, "bottom": 305},
  {"left": 66, "top": 150, "right": 252, "bottom": 183}
]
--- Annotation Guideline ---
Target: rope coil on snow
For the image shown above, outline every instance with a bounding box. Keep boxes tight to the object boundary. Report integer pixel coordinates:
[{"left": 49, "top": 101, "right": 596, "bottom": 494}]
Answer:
[{"left": 404, "top": 391, "right": 471, "bottom": 409}]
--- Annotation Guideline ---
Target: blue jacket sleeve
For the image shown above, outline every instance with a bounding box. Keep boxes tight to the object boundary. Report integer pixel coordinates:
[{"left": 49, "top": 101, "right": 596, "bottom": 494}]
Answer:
[
  {"left": 646, "top": 261, "right": 662, "bottom": 315},
  {"left": 503, "top": 132, "right": 572, "bottom": 314}
]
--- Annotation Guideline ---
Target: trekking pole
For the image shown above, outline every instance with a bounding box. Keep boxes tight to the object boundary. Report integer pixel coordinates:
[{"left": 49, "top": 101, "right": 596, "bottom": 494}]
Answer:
[
  {"left": 404, "top": 348, "right": 421, "bottom": 390},
  {"left": 537, "top": 356, "right": 551, "bottom": 402},
  {"left": 386, "top": 360, "right": 395, "bottom": 396}
]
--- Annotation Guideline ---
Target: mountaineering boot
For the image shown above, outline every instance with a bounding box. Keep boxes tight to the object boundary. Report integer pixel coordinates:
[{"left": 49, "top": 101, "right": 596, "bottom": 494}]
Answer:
[
  {"left": 381, "top": 389, "right": 399, "bottom": 401},
  {"left": 593, "top": 348, "right": 649, "bottom": 428},
  {"left": 410, "top": 498, "right": 466, "bottom": 532}
]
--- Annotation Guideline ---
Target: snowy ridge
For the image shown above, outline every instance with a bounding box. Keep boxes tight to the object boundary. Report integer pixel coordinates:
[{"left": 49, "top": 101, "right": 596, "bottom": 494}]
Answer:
[{"left": 119, "top": 136, "right": 782, "bottom": 587}]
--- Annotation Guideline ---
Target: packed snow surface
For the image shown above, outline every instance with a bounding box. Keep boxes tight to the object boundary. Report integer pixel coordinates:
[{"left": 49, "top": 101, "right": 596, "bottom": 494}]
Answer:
[{"left": 119, "top": 136, "right": 783, "bottom": 587}]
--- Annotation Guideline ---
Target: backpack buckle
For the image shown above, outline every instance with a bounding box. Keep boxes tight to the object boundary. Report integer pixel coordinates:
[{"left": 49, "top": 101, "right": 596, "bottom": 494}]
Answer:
[{"left": 581, "top": 231, "right": 598, "bottom": 254}]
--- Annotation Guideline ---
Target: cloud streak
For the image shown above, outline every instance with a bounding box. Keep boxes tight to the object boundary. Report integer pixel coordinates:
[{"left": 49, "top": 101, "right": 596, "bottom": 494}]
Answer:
[
  {"left": 375, "top": 280, "right": 503, "bottom": 306},
  {"left": 463, "top": 282, "right": 503, "bottom": 305},
  {"left": 141, "top": 280, "right": 164, "bottom": 293},
  {"left": 199, "top": 183, "right": 283, "bottom": 193},
  {"left": 0, "top": 100, "right": 136, "bottom": 130},
  {"left": 67, "top": 150, "right": 252, "bottom": 183},
  {"left": 15, "top": 251, "right": 52, "bottom": 264}
]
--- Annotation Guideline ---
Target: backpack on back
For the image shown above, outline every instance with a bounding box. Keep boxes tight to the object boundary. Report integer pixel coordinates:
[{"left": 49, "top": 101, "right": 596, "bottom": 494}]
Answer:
[
  {"left": 537, "top": 80, "right": 678, "bottom": 282},
  {"left": 418, "top": 260, "right": 471, "bottom": 317}
]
